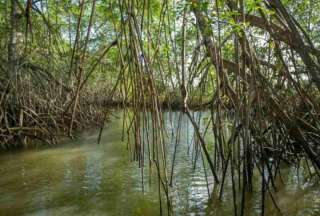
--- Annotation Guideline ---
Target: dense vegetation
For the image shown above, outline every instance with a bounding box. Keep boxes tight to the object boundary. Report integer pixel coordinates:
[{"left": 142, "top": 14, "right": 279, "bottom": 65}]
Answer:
[{"left": 0, "top": 0, "right": 320, "bottom": 215}]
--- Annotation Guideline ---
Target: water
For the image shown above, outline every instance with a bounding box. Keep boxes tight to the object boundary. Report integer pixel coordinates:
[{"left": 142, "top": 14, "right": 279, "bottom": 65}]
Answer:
[{"left": 0, "top": 111, "right": 319, "bottom": 215}]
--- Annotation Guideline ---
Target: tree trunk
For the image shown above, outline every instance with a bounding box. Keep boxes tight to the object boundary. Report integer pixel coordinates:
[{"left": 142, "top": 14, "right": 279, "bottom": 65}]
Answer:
[{"left": 8, "top": 0, "right": 18, "bottom": 78}]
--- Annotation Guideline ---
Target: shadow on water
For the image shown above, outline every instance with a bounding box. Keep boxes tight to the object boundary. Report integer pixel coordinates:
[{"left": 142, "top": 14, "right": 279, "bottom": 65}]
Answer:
[{"left": 0, "top": 111, "right": 319, "bottom": 216}]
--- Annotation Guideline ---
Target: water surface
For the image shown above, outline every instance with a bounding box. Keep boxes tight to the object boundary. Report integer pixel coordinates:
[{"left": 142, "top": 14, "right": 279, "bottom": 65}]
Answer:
[{"left": 0, "top": 112, "right": 319, "bottom": 215}]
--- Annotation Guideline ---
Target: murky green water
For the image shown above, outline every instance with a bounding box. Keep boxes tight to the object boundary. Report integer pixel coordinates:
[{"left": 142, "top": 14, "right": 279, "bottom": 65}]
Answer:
[{"left": 0, "top": 112, "right": 319, "bottom": 215}]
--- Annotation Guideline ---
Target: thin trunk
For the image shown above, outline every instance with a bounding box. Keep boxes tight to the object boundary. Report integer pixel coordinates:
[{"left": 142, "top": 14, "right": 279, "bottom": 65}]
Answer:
[{"left": 8, "top": 0, "right": 18, "bottom": 78}]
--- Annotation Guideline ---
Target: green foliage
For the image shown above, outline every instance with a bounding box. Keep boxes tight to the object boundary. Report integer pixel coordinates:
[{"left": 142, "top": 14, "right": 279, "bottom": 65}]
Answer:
[{"left": 0, "top": 0, "right": 319, "bottom": 101}]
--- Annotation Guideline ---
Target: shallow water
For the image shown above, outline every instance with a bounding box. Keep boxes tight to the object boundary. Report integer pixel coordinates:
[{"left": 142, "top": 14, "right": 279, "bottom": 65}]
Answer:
[{"left": 0, "top": 112, "right": 319, "bottom": 215}]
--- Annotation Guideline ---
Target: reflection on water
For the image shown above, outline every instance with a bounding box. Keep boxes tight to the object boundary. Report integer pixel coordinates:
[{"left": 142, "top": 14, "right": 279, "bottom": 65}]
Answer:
[{"left": 0, "top": 111, "right": 319, "bottom": 216}]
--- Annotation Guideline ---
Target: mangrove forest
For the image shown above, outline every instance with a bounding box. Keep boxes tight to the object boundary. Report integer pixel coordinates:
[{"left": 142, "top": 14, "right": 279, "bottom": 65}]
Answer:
[{"left": 0, "top": 0, "right": 320, "bottom": 215}]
